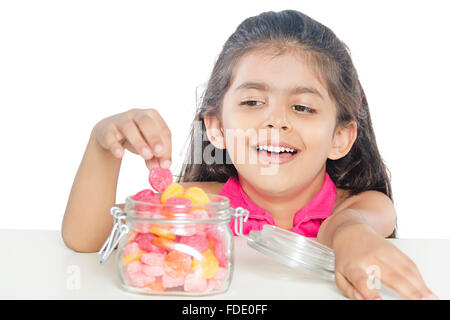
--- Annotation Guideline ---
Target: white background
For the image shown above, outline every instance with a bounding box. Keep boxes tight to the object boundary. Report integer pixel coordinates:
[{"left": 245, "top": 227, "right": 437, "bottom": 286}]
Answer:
[{"left": 0, "top": 0, "right": 449, "bottom": 238}]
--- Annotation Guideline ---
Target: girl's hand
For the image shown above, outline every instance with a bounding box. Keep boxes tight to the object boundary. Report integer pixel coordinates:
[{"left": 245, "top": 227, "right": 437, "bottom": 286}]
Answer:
[
  {"left": 332, "top": 224, "right": 438, "bottom": 300},
  {"left": 93, "top": 108, "right": 172, "bottom": 170}
]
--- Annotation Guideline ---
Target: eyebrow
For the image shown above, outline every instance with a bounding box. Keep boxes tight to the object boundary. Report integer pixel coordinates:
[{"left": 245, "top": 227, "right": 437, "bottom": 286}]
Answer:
[{"left": 234, "top": 81, "right": 324, "bottom": 100}]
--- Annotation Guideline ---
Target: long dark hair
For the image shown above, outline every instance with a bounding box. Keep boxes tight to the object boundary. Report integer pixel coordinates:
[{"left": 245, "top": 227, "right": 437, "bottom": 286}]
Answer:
[{"left": 177, "top": 10, "right": 396, "bottom": 238}]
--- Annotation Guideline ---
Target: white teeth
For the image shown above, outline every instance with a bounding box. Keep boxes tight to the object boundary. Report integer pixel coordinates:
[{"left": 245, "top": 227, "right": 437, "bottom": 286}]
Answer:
[{"left": 256, "top": 145, "right": 297, "bottom": 153}]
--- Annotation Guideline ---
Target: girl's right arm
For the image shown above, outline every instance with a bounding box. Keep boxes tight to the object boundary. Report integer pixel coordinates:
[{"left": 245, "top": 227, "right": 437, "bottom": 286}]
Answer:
[{"left": 61, "top": 108, "right": 172, "bottom": 253}]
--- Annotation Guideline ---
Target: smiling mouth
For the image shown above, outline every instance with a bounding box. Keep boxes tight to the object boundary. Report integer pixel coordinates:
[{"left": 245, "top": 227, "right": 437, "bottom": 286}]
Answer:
[{"left": 252, "top": 146, "right": 300, "bottom": 164}]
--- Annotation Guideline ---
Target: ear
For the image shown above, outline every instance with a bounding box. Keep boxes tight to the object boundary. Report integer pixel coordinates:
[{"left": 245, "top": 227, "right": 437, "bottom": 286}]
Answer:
[
  {"left": 328, "top": 120, "right": 357, "bottom": 160},
  {"left": 203, "top": 114, "right": 226, "bottom": 149}
]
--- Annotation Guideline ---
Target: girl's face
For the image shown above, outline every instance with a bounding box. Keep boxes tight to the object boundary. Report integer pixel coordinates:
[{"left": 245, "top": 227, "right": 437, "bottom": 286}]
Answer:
[{"left": 205, "top": 48, "right": 355, "bottom": 196}]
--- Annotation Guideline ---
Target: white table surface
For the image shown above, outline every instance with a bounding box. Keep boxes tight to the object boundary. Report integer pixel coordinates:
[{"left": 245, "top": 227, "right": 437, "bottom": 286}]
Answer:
[{"left": 0, "top": 229, "right": 448, "bottom": 299}]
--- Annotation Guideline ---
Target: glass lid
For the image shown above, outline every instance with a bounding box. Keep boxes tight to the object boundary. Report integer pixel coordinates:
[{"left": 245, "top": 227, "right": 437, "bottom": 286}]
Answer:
[{"left": 233, "top": 207, "right": 336, "bottom": 281}]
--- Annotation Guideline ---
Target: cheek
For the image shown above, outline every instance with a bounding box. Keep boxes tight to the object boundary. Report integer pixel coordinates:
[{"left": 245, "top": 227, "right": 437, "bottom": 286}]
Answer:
[{"left": 297, "top": 120, "right": 334, "bottom": 154}]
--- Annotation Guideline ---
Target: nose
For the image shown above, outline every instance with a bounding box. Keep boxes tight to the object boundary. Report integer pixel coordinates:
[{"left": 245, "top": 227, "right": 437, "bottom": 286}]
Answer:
[{"left": 263, "top": 104, "right": 292, "bottom": 132}]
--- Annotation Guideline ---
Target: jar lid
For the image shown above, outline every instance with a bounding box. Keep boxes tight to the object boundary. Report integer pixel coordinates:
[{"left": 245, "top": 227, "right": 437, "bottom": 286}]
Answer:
[{"left": 233, "top": 208, "right": 335, "bottom": 281}]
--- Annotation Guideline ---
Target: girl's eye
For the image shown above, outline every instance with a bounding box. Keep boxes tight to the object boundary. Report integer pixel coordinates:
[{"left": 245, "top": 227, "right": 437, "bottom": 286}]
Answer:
[
  {"left": 240, "top": 101, "right": 316, "bottom": 114},
  {"left": 240, "top": 100, "right": 263, "bottom": 107},
  {"left": 292, "top": 105, "right": 315, "bottom": 113}
]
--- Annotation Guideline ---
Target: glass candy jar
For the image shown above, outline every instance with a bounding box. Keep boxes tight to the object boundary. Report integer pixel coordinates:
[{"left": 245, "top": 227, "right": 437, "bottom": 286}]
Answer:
[{"left": 98, "top": 193, "right": 236, "bottom": 296}]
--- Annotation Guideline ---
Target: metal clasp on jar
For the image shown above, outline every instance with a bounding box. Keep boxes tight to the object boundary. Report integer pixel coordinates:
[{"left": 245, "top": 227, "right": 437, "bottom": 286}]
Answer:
[
  {"left": 231, "top": 207, "right": 251, "bottom": 241},
  {"left": 98, "top": 206, "right": 130, "bottom": 264}
]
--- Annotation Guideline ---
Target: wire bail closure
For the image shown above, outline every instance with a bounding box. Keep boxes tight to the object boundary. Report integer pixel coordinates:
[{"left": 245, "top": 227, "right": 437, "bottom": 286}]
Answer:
[
  {"left": 231, "top": 207, "right": 251, "bottom": 241},
  {"left": 98, "top": 206, "right": 130, "bottom": 264}
]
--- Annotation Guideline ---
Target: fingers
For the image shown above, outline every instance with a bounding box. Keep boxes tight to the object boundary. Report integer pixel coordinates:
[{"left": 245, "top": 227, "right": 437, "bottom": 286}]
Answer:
[
  {"left": 116, "top": 117, "right": 154, "bottom": 161},
  {"left": 395, "top": 256, "right": 436, "bottom": 298},
  {"left": 344, "top": 267, "right": 383, "bottom": 300},
  {"left": 103, "top": 125, "right": 125, "bottom": 159},
  {"left": 134, "top": 109, "right": 172, "bottom": 169},
  {"left": 339, "top": 261, "right": 438, "bottom": 300},
  {"left": 335, "top": 271, "right": 380, "bottom": 300},
  {"left": 98, "top": 108, "right": 172, "bottom": 169},
  {"left": 145, "top": 157, "right": 160, "bottom": 171},
  {"left": 379, "top": 262, "right": 438, "bottom": 300}
]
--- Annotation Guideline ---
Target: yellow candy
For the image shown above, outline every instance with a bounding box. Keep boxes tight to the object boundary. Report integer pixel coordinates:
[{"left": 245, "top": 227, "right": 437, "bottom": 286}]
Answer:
[
  {"left": 149, "top": 227, "right": 176, "bottom": 240},
  {"left": 183, "top": 187, "right": 210, "bottom": 205},
  {"left": 122, "top": 250, "right": 146, "bottom": 266},
  {"left": 161, "top": 183, "right": 185, "bottom": 204},
  {"left": 192, "top": 250, "right": 219, "bottom": 279}
]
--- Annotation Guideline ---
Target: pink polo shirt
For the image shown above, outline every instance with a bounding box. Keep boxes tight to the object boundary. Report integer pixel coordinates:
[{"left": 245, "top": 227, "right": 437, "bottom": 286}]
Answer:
[{"left": 218, "top": 172, "right": 337, "bottom": 238}]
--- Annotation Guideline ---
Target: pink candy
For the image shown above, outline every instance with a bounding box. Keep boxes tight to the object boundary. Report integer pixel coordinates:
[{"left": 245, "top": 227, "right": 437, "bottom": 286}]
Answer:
[
  {"left": 178, "top": 235, "right": 209, "bottom": 253},
  {"left": 135, "top": 233, "right": 166, "bottom": 254},
  {"left": 125, "top": 261, "right": 156, "bottom": 288},
  {"left": 214, "top": 240, "right": 228, "bottom": 267},
  {"left": 122, "top": 242, "right": 141, "bottom": 257},
  {"left": 162, "top": 273, "right": 185, "bottom": 288},
  {"left": 142, "top": 264, "right": 164, "bottom": 277},
  {"left": 141, "top": 252, "right": 165, "bottom": 266},
  {"left": 184, "top": 272, "right": 208, "bottom": 292},
  {"left": 148, "top": 167, "right": 173, "bottom": 192}
]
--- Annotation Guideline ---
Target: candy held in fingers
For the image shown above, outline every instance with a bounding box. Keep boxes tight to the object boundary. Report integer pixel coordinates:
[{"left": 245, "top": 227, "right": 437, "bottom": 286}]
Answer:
[{"left": 149, "top": 167, "right": 173, "bottom": 192}]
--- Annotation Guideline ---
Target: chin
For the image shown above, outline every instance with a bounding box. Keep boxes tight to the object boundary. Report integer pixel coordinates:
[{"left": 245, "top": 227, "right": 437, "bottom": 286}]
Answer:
[{"left": 239, "top": 166, "right": 300, "bottom": 195}]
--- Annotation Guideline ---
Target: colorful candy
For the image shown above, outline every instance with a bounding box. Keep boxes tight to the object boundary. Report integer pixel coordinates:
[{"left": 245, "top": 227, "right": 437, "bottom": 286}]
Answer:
[
  {"left": 132, "top": 189, "right": 160, "bottom": 213},
  {"left": 161, "top": 183, "right": 184, "bottom": 204},
  {"left": 162, "top": 273, "right": 185, "bottom": 288},
  {"left": 178, "top": 235, "right": 209, "bottom": 253},
  {"left": 148, "top": 167, "right": 173, "bottom": 192},
  {"left": 184, "top": 272, "right": 208, "bottom": 292},
  {"left": 121, "top": 169, "right": 230, "bottom": 294},
  {"left": 149, "top": 227, "right": 176, "bottom": 240},
  {"left": 163, "top": 197, "right": 192, "bottom": 215},
  {"left": 183, "top": 187, "right": 210, "bottom": 205},
  {"left": 164, "top": 250, "right": 192, "bottom": 278},
  {"left": 122, "top": 250, "right": 146, "bottom": 266},
  {"left": 145, "top": 277, "right": 165, "bottom": 292},
  {"left": 152, "top": 236, "right": 176, "bottom": 251},
  {"left": 192, "top": 250, "right": 219, "bottom": 279}
]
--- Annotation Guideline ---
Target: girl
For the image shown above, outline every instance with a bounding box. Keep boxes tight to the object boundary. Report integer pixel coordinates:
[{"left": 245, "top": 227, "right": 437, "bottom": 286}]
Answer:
[{"left": 62, "top": 9, "right": 438, "bottom": 300}]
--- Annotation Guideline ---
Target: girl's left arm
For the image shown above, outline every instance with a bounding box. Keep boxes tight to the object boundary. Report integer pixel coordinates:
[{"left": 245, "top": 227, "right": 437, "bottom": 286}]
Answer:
[{"left": 316, "top": 191, "right": 438, "bottom": 300}]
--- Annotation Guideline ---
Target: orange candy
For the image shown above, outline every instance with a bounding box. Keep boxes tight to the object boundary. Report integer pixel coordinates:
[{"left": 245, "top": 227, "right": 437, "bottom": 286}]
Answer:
[
  {"left": 164, "top": 250, "right": 192, "bottom": 278},
  {"left": 207, "top": 239, "right": 216, "bottom": 251},
  {"left": 145, "top": 277, "right": 165, "bottom": 292},
  {"left": 183, "top": 187, "right": 210, "bottom": 206},
  {"left": 161, "top": 183, "right": 185, "bottom": 204},
  {"left": 152, "top": 236, "right": 176, "bottom": 250},
  {"left": 192, "top": 249, "right": 219, "bottom": 279},
  {"left": 149, "top": 227, "right": 176, "bottom": 240},
  {"left": 122, "top": 250, "right": 146, "bottom": 266}
]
